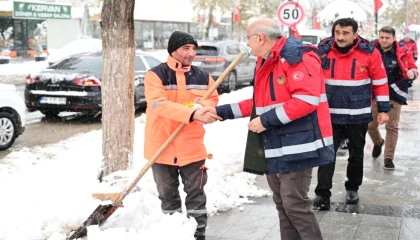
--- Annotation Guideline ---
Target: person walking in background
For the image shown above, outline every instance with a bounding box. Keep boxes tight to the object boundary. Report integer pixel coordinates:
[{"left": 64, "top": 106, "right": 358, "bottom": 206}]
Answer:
[
  {"left": 205, "top": 18, "right": 333, "bottom": 240},
  {"left": 313, "top": 18, "right": 391, "bottom": 210},
  {"left": 399, "top": 34, "right": 418, "bottom": 62},
  {"left": 143, "top": 31, "right": 221, "bottom": 240},
  {"left": 369, "top": 26, "right": 418, "bottom": 170}
]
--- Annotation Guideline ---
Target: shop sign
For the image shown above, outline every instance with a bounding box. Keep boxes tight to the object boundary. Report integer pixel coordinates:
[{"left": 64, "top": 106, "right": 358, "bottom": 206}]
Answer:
[{"left": 13, "top": 1, "right": 72, "bottom": 20}]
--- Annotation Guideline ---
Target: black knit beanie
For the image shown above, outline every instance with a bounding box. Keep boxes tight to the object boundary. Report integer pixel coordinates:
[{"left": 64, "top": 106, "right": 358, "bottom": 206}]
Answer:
[{"left": 167, "top": 31, "right": 198, "bottom": 54}]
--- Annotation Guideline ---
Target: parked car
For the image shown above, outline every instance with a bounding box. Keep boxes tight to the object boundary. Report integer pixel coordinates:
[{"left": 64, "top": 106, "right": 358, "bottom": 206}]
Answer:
[
  {"left": 47, "top": 39, "right": 102, "bottom": 66},
  {"left": 193, "top": 40, "right": 256, "bottom": 92},
  {"left": 0, "top": 83, "right": 26, "bottom": 151},
  {"left": 299, "top": 29, "right": 330, "bottom": 46},
  {"left": 25, "top": 51, "right": 161, "bottom": 117}
]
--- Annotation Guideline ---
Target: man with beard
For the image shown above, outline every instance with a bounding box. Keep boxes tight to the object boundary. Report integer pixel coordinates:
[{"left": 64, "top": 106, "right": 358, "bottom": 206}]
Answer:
[
  {"left": 144, "top": 31, "right": 221, "bottom": 240},
  {"left": 313, "top": 18, "right": 391, "bottom": 210}
]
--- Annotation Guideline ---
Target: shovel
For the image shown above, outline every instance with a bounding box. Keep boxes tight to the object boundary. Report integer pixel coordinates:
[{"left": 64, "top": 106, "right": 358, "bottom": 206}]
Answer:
[{"left": 68, "top": 51, "right": 245, "bottom": 239}]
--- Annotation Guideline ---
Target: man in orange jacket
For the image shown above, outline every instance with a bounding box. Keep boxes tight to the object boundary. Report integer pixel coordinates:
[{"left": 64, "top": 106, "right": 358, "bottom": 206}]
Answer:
[{"left": 144, "top": 31, "right": 220, "bottom": 240}]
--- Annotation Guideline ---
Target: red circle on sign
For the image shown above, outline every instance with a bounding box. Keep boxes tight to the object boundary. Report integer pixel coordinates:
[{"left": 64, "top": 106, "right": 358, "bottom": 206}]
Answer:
[{"left": 277, "top": 2, "right": 305, "bottom": 27}]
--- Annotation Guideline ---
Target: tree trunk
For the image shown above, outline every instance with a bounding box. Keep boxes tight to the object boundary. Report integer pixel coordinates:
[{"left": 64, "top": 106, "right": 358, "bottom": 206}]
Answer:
[{"left": 100, "top": 0, "right": 135, "bottom": 178}]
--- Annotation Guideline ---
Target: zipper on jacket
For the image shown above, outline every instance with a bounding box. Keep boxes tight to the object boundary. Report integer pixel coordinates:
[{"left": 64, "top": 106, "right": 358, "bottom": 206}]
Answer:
[
  {"left": 331, "top": 58, "right": 336, "bottom": 78},
  {"left": 269, "top": 72, "right": 276, "bottom": 101},
  {"left": 351, "top": 59, "right": 356, "bottom": 79}
]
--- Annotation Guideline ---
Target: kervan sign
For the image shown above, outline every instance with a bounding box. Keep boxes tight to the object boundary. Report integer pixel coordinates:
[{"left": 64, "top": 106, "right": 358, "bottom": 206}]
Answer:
[{"left": 13, "top": 1, "right": 72, "bottom": 20}]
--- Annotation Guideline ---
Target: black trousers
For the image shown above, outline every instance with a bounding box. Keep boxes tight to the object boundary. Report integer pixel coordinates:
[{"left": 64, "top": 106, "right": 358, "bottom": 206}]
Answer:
[
  {"left": 315, "top": 123, "right": 368, "bottom": 198},
  {"left": 151, "top": 160, "right": 208, "bottom": 236}
]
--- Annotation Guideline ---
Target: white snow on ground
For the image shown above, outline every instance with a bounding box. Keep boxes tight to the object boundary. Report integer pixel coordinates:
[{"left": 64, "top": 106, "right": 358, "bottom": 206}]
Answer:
[
  {"left": 0, "top": 86, "right": 271, "bottom": 240},
  {"left": 0, "top": 60, "right": 48, "bottom": 76}
]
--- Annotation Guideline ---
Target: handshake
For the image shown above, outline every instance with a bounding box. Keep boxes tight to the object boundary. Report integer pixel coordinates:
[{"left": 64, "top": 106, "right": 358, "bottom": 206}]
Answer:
[{"left": 192, "top": 106, "right": 222, "bottom": 124}]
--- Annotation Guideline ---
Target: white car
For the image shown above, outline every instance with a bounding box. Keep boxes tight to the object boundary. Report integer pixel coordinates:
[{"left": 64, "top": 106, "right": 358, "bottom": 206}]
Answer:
[
  {"left": 299, "top": 29, "right": 330, "bottom": 46},
  {"left": 0, "top": 84, "right": 26, "bottom": 151},
  {"left": 47, "top": 38, "right": 102, "bottom": 66}
]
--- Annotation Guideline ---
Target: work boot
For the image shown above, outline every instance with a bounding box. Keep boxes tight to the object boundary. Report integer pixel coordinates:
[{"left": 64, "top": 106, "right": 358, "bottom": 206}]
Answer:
[
  {"left": 372, "top": 139, "right": 384, "bottom": 158},
  {"left": 346, "top": 190, "right": 359, "bottom": 204},
  {"left": 384, "top": 158, "right": 395, "bottom": 170},
  {"left": 313, "top": 195, "right": 330, "bottom": 210}
]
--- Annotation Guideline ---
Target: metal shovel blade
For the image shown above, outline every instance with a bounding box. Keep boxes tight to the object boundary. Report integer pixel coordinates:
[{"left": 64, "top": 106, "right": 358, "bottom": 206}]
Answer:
[{"left": 68, "top": 204, "right": 117, "bottom": 239}]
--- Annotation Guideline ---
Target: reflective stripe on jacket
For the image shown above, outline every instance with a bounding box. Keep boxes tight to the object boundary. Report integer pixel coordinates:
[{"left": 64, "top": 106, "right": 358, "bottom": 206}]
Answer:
[
  {"left": 317, "top": 36, "right": 391, "bottom": 124},
  {"left": 216, "top": 37, "right": 334, "bottom": 174},
  {"left": 144, "top": 56, "right": 219, "bottom": 166}
]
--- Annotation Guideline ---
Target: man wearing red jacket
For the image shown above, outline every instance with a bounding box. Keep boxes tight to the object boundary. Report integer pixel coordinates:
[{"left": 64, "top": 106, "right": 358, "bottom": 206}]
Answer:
[
  {"left": 313, "top": 18, "right": 391, "bottom": 210},
  {"left": 206, "top": 18, "right": 333, "bottom": 240},
  {"left": 369, "top": 26, "right": 418, "bottom": 170},
  {"left": 399, "top": 34, "right": 418, "bottom": 61}
]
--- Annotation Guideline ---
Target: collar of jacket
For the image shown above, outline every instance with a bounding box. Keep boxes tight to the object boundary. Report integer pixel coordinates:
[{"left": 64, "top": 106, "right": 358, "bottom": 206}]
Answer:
[
  {"left": 331, "top": 37, "right": 360, "bottom": 56},
  {"left": 267, "top": 36, "right": 287, "bottom": 60},
  {"left": 371, "top": 39, "right": 407, "bottom": 56},
  {"left": 265, "top": 36, "right": 317, "bottom": 66},
  {"left": 318, "top": 36, "right": 374, "bottom": 57},
  {"left": 166, "top": 55, "right": 192, "bottom": 72}
]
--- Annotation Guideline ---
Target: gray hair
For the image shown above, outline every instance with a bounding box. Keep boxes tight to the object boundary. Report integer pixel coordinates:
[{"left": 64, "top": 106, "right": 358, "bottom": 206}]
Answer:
[{"left": 251, "top": 21, "right": 282, "bottom": 41}]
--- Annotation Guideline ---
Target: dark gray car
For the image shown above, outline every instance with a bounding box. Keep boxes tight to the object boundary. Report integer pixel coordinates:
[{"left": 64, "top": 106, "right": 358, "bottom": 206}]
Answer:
[{"left": 193, "top": 40, "right": 256, "bottom": 92}]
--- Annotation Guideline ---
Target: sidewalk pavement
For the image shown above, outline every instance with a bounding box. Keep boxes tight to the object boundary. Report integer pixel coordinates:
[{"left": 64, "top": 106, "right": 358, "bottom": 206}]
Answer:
[{"left": 206, "top": 80, "right": 420, "bottom": 240}]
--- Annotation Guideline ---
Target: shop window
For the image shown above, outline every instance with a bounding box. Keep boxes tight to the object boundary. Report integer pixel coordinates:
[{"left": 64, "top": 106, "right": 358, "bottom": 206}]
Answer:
[
  {"left": 162, "top": 23, "right": 175, "bottom": 49},
  {"left": 13, "top": 20, "right": 25, "bottom": 50},
  {"left": 0, "top": 18, "right": 14, "bottom": 50},
  {"left": 142, "top": 22, "right": 154, "bottom": 49},
  {"left": 27, "top": 20, "right": 46, "bottom": 50},
  {"left": 134, "top": 21, "right": 143, "bottom": 48},
  {"left": 154, "top": 22, "right": 163, "bottom": 49}
]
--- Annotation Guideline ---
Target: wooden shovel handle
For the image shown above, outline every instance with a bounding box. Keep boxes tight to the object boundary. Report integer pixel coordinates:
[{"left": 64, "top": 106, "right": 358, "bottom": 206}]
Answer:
[{"left": 113, "top": 51, "right": 245, "bottom": 205}]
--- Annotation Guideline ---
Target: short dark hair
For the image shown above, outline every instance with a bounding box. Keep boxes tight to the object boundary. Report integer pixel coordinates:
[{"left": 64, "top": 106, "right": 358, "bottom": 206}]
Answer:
[
  {"left": 332, "top": 18, "right": 358, "bottom": 34},
  {"left": 379, "top": 26, "right": 395, "bottom": 37}
]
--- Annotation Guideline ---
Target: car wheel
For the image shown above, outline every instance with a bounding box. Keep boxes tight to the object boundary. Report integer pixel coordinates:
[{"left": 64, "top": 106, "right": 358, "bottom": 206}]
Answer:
[
  {"left": 40, "top": 110, "right": 60, "bottom": 118},
  {"left": 226, "top": 72, "right": 237, "bottom": 92},
  {"left": 0, "top": 112, "right": 17, "bottom": 151}
]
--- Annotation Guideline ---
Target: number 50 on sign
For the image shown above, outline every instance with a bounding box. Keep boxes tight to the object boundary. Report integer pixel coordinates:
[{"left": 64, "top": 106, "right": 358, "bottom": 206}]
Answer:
[{"left": 277, "top": 1, "right": 304, "bottom": 27}]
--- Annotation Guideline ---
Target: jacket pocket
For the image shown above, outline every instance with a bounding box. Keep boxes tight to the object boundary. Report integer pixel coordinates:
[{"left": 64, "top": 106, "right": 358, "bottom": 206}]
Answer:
[
  {"left": 272, "top": 114, "right": 318, "bottom": 162},
  {"left": 349, "top": 94, "right": 371, "bottom": 109},
  {"left": 321, "top": 57, "right": 330, "bottom": 70},
  {"left": 191, "top": 89, "right": 208, "bottom": 102}
]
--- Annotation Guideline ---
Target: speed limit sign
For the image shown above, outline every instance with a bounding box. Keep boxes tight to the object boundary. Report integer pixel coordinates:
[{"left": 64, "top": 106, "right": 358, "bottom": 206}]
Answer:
[{"left": 277, "top": 1, "right": 304, "bottom": 27}]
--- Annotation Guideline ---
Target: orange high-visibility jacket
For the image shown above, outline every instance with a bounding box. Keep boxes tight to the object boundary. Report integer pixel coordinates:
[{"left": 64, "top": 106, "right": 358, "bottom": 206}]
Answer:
[{"left": 144, "top": 56, "right": 219, "bottom": 166}]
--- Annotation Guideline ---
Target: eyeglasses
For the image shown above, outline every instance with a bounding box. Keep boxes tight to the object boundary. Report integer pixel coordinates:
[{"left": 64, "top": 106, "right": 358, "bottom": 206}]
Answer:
[{"left": 244, "top": 34, "right": 259, "bottom": 41}]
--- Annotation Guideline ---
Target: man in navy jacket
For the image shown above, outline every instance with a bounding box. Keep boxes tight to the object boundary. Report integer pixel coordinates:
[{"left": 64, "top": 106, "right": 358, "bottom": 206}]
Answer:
[{"left": 369, "top": 26, "right": 418, "bottom": 170}]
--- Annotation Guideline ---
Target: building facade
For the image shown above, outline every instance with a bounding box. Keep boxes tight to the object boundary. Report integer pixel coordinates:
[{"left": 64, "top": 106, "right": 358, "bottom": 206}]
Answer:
[{"left": 0, "top": 0, "right": 78, "bottom": 57}]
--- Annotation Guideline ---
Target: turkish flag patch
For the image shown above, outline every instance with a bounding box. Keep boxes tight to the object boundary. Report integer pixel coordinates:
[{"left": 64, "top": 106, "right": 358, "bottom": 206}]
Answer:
[{"left": 292, "top": 71, "right": 304, "bottom": 81}]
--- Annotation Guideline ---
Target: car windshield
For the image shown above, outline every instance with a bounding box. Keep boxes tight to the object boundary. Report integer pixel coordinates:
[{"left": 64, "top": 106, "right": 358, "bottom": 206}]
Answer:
[
  {"left": 50, "top": 53, "right": 102, "bottom": 72},
  {"left": 196, "top": 46, "right": 218, "bottom": 56}
]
